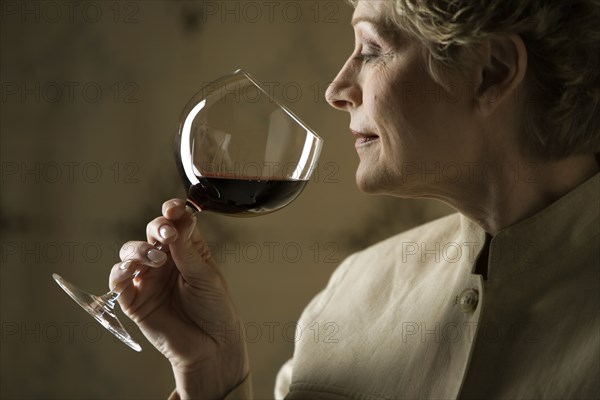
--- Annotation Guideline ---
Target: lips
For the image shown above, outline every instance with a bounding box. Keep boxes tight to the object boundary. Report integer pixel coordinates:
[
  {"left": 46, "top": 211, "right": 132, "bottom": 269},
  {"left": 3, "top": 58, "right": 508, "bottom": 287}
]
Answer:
[{"left": 351, "top": 129, "right": 379, "bottom": 147}]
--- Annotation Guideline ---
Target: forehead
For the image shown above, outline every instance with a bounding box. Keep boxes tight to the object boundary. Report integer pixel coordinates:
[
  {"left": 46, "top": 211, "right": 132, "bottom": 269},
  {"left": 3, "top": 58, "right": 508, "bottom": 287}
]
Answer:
[
  {"left": 351, "top": 1, "right": 405, "bottom": 44},
  {"left": 352, "top": 0, "right": 389, "bottom": 26}
]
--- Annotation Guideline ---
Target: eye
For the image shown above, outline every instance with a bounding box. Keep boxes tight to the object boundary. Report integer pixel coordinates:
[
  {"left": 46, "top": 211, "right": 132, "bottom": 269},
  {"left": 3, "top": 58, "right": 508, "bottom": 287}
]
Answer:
[{"left": 355, "top": 41, "right": 382, "bottom": 62}]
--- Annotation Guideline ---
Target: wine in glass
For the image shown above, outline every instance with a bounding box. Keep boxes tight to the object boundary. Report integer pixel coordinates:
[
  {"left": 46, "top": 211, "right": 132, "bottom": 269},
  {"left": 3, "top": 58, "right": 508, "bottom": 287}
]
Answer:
[{"left": 53, "top": 69, "right": 323, "bottom": 351}]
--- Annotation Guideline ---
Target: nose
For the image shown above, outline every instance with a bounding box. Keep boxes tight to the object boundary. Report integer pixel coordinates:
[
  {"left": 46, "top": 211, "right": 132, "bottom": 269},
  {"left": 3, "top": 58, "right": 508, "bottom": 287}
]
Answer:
[{"left": 325, "top": 59, "right": 362, "bottom": 111}]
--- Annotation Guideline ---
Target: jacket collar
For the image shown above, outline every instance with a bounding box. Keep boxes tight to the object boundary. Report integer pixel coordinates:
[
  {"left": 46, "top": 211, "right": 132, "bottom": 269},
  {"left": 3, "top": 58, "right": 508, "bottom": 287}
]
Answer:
[{"left": 461, "top": 172, "right": 600, "bottom": 281}]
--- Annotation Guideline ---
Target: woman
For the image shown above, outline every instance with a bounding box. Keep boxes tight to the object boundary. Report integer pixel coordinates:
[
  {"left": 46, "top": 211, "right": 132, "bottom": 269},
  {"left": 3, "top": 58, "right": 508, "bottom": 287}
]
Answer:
[{"left": 109, "top": 0, "right": 600, "bottom": 398}]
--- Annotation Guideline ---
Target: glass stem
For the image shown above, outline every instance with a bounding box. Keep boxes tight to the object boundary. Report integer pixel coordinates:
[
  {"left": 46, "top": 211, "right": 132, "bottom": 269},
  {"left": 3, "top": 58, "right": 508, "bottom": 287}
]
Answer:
[
  {"left": 101, "top": 291, "right": 121, "bottom": 309},
  {"left": 100, "top": 268, "right": 146, "bottom": 309}
]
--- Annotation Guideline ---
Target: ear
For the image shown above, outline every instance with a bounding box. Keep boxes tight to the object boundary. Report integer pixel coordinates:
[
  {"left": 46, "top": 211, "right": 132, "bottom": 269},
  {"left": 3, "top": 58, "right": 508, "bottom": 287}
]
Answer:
[{"left": 475, "top": 34, "right": 527, "bottom": 116}]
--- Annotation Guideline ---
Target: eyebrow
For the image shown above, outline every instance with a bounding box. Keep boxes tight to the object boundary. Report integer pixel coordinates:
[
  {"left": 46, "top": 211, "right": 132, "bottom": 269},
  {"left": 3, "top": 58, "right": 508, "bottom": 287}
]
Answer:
[
  {"left": 351, "top": 16, "right": 378, "bottom": 26},
  {"left": 351, "top": 16, "right": 404, "bottom": 46}
]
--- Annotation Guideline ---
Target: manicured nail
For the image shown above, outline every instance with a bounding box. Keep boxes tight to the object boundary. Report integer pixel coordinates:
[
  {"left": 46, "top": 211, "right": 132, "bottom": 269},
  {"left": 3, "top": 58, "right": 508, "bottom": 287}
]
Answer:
[
  {"left": 147, "top": 249, "right": 166, "bottom": 263},
  {"left": 159, "top": 225, "right": 176, "bottom": 239}
]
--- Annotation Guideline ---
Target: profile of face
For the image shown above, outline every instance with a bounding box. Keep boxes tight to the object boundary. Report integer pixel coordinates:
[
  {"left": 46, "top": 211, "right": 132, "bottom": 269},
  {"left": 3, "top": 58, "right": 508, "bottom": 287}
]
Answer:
[{"left": 326, "top": 1, "right": 486, "bottom": 199}]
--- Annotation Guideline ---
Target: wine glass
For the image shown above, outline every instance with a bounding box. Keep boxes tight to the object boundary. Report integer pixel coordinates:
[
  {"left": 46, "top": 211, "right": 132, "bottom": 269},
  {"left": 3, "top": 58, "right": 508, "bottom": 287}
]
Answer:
[{"left": 53, "top": 69, "right": 323, "bottom": 351}]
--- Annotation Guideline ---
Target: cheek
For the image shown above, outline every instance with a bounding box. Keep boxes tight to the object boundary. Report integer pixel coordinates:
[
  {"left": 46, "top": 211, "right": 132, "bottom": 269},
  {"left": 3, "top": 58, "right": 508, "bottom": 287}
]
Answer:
[
  {"left": 372, "top": 81, "right": 412, "bottom": 154},
  {"left": 367, "top": 68, "right": 405, "bottom": 128}
]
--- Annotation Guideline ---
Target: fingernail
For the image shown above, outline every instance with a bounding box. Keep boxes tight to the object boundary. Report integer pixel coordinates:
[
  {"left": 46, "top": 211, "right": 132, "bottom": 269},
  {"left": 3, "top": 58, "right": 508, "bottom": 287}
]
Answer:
[
  {"left": 147, "top": 249, "right": 166, "bottom": 263},
  {"left": 119, "top": 261, "right": 133, "bottom": 270},
  {"left": 186, "top": 215, "right": 197, "bottom": 240},
  {"left": 159, "top": 225, "right": 176, "bottom": 239}
]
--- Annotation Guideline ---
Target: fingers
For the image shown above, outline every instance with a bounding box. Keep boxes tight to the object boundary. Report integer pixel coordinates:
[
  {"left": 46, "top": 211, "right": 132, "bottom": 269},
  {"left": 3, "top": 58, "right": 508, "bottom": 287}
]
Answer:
[
  {"left": 145, "top": 198, "right": 193, "bottom": 251},
  {"left": 168, "top": 210, "right": 224, "bottom": 286},
  {"left": 107, "top": 261, "right": 138, "bottom": 307},
  {"left": 158, "top": 199, "right": 210, "bottom": 274},
  {"left": 113, "top": 240, "right": 168, "bottom": 306},
  {"left": 108, "top": 260, "right": 135, "bottom": 292},
  {"left": 111, "top": 198, "right": 222, "bottom": 297},
  {"left": 110, "top": 198, "right": 190, "bottom": 285},
  {"left": 146, "top": 216, "right": 178, "bottom": 251},
  {"left": 162, "top": 198, "right": 188, "bottom": 221},
  {"left": 150, "top": 198, "right": 218, "bottom": 287},
  {"left": 107, "top": 198, "right": 196, "bottom": 307},
  {"left": 119, "top": 241, "right": 168, "bottom": 267}
]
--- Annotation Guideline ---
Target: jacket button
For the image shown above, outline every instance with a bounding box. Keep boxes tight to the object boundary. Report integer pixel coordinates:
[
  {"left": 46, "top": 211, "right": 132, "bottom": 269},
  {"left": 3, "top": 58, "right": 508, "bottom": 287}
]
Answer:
[{"left": 459, "top": 288, "right": 479, "bottom": 313}]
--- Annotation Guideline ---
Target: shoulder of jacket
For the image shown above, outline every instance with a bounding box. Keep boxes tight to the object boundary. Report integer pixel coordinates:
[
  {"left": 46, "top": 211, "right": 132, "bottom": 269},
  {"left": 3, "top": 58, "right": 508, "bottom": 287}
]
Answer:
[
  {"left": 330, "top": 212, "right": 462, "bottom": 278},
  {"left": 296, "top": 213, "right": 463, "bottom": 325}
]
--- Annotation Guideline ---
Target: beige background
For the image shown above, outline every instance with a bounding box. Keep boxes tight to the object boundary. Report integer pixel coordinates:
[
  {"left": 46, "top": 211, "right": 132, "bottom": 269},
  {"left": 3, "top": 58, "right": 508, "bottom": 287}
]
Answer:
[{"left": 0, "top": 1, "right": 452, "bottom": 398}]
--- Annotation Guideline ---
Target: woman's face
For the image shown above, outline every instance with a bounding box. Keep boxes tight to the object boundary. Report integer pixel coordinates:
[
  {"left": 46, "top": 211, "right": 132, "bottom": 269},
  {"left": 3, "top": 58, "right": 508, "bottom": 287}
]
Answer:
[{"left": 326, "top": 1, "right": 482, "bottom": 197}]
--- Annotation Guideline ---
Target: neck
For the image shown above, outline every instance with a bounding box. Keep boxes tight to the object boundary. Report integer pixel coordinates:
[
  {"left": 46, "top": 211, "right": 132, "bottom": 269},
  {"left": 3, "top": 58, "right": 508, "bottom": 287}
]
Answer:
[{"left": 442, "top": 154, "right": 599, "bottom": 235}]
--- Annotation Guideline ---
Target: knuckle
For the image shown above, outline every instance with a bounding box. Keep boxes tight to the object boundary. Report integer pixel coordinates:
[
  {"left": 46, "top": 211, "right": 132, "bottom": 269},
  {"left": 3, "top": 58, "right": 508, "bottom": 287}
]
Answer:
[
  {"left": 119, "top": 241, "right": 143, "bottom": 261},
  {"left": 146, "top": 218, "right": 156, "bottom": 233},
  {"left": 194, "top": 239, "right": 214, "bottom": 263},
  {"left": 182, "top": 239, "right": 215, "bottom": 266}
]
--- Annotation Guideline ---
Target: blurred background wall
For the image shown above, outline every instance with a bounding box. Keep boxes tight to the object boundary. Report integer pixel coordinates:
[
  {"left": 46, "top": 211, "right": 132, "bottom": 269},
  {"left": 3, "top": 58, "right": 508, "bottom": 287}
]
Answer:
[{"left": 0, "top": 1, "right": 452, "bottom": 398}]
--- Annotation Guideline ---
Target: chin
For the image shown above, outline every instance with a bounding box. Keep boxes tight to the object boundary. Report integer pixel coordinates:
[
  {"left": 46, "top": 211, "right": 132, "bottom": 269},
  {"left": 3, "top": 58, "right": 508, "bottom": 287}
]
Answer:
[
  {"left": 355, "top": 166, "right": 424, "bottom": 198},
  {"left": 355, "top": 177, "right": 378, "bottom": 194},
  {"left": 355, "top": 166, "right": 392, "bottom": 194}
]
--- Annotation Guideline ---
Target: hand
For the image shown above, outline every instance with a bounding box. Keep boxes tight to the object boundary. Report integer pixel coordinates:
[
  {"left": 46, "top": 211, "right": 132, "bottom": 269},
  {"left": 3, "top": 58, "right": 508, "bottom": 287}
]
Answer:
[{"left": 109, "top": 198, "right": 249, "bottom": 399}]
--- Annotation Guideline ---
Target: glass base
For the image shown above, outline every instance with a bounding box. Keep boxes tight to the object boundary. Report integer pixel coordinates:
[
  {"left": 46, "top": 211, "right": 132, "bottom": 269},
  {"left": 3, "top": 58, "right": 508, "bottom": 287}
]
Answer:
[{"left": 52, "top": 273, "right": 142, "bottom": 352}]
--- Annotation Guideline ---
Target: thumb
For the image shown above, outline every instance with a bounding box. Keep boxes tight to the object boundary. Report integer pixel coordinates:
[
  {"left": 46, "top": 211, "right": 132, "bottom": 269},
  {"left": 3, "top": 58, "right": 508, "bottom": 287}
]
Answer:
[{"left": 169, "top": 213, "right": 222, "bottom": 286}]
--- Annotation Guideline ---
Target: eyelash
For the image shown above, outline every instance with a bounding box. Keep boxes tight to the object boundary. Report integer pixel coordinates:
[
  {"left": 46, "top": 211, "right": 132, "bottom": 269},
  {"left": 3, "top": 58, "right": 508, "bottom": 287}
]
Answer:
[
  {"left": 355, "top": 53, "right": 377, "bottom": 63},
  {"left": 355, "top": 42, "right": 383, "bottom": 63}
]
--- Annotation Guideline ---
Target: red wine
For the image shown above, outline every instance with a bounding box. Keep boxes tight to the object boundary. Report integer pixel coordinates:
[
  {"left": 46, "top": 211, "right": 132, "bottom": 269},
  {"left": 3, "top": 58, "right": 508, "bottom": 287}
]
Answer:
[{"left": 187, "top": 176, "right": 308, "bottom": 216}]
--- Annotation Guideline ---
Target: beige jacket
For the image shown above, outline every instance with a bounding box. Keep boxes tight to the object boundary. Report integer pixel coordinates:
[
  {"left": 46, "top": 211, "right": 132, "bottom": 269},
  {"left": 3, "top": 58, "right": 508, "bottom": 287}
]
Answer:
[{"left": 176, "top": 172, "right": 599, "bottom": 399}]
